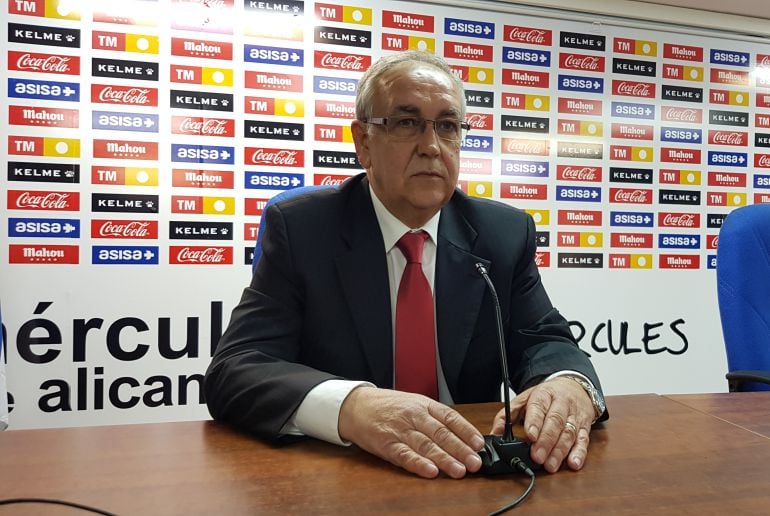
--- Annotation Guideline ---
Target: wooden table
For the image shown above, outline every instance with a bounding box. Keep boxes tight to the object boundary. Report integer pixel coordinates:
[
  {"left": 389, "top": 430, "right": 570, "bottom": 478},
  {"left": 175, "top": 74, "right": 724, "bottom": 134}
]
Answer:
[
  {"left": 2, "top": 393, "right": 770, "bottom": 515},
  {"left": 666, "top": 391, "right": 770, "bottom": 439}
]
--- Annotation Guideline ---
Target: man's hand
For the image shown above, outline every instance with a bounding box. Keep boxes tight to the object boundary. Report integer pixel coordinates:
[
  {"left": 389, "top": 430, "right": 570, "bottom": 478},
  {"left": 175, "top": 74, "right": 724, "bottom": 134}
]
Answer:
[
  {"left": 338, "top": 386, "right": 485, "bottom": 479},
  {"left": 490, "top": 377, "right": 595, "bottom": 473}
]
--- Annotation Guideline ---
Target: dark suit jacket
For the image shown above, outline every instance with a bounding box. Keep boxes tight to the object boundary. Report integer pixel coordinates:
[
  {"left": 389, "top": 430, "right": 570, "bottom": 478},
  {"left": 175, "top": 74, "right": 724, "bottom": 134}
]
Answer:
[{"left": 204, "top": 173, "right": 605, "bottom": 440}]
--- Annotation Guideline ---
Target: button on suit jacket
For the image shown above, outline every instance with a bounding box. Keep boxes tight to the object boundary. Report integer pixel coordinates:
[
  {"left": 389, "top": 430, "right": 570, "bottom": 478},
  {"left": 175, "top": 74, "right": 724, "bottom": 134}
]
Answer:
[{"left": 204, "top": 173, "right": 604, "bottom": 440}]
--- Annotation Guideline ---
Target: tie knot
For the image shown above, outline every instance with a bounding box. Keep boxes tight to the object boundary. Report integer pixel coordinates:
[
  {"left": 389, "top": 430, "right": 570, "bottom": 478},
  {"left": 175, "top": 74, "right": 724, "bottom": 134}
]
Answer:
[{"left": 397, "top": 231, "right": 428, "bottom": 264}]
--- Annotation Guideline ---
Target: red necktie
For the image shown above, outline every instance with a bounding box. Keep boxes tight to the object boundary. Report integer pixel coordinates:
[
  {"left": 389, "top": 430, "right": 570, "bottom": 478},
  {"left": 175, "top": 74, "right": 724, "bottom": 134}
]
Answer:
[{"left": 395, "top": 231, "right": 438, "bottom": 399}]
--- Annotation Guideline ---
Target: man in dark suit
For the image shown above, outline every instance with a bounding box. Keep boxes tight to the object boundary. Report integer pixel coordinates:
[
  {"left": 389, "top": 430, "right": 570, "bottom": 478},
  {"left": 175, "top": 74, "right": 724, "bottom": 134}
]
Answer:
[{"left": 205, "top": 51, "right": 606, "bottom": 479}]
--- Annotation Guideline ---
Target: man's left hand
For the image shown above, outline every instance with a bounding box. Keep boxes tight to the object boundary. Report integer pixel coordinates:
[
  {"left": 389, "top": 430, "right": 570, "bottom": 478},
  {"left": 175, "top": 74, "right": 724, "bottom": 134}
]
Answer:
[{"left": 490, "top": 377, "right": 595, "bottom": 473}]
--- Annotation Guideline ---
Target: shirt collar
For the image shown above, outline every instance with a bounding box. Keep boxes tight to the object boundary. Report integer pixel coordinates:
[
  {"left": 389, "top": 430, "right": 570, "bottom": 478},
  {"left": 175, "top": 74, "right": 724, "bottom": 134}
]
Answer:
[{"left": 369, "top": 185, "right": 440, "bottom": 251}]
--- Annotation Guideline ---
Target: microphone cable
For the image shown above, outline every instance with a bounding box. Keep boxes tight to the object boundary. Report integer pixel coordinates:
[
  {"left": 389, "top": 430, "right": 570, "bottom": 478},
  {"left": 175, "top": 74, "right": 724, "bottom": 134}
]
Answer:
[
  {"left": 488, "top": 458, "right": 536, "bottom": 515},
  {"left": 0, "top": 497, "right": 116, "bottom": 515}
]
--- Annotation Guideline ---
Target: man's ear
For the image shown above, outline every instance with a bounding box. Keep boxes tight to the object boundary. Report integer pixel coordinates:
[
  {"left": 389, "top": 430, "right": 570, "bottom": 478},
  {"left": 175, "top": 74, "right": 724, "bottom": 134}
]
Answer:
[{"left": 351, "top": 119, "right": 371, "bottom": 169}]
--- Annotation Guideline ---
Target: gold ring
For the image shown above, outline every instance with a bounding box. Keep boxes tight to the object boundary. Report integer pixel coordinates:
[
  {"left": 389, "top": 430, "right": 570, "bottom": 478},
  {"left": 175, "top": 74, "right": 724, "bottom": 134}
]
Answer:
[{"left": 564, "top": 421, "right": 578, "bottom": 434}]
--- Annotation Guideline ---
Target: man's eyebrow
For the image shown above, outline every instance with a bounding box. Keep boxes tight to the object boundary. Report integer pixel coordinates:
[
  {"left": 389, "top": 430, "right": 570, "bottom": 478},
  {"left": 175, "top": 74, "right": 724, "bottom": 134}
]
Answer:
[
  {"left": 389, "top": 105, "right": 462, "bottom": 118},
  {"left": 390, "top": 105, "right": 420, "bottom": 115},
  {"left": 440, "top": 108, "right": 462, "bottom": 118}
]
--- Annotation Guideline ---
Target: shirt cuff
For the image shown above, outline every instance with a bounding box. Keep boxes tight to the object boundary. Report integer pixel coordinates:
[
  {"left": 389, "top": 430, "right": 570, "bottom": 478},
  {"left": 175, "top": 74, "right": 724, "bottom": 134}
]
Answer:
[
  {"left": 281, "top": 379, "right": 374, "bottom": 446},
  {"left": 545, "top": 370, "right": 595, "bottom": 388}
]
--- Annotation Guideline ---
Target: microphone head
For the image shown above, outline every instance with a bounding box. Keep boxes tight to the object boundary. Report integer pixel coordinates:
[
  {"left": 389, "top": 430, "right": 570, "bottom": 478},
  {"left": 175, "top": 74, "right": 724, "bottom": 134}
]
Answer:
[{"left": 475, "top": 262, "right": 488, "bottom": 275}]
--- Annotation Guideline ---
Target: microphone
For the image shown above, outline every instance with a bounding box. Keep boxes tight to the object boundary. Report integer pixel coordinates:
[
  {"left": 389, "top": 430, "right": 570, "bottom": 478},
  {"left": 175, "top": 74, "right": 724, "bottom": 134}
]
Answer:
[{"left": 474, "top": 263, "right": 538, "bottom": 475}]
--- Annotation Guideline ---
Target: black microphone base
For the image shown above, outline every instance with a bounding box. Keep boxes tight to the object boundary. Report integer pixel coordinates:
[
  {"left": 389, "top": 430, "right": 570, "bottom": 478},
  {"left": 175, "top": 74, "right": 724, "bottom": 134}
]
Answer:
[{"left": 478, "top": 435, "right": 539, "bottom": 475}]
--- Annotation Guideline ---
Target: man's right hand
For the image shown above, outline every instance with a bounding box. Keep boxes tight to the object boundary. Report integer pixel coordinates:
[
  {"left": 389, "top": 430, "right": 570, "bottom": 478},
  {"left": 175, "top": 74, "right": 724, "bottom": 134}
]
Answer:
[{"left": 337, "top": 386, "right": 485, "bottom": 479}]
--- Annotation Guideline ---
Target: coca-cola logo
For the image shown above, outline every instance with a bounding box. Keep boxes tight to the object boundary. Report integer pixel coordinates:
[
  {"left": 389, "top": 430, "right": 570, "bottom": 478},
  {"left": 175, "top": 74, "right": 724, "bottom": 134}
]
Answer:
[
  {"left": 177, "top": 247, "right": 226, "bottom": 263},
  {"left": 98, "top": 86, "right": 152, "bottom": 105},
  {"left": 179, "top": 118, "right": 228, "bottom": 135},
  {"left": 616, "top": 82, "right": 651, "bottom": 97},
  {"left": 758, "top": 155, "right": 770, "bottom": 167},
  {"left": 507, "top": 27, "right": 547, "bottom": 44},
  {"left": 319, "top": 53, "right": 365, "bottom": 71},
  {"left": 760, "top": 55, "right": 770, "bottom": 67},
  {"left": 662, "top": 213, "right": 696, "bottom": 227},
  {"left": 563, "top": 55, "right": 600, "bottom": 71},
  {"left": 664, "top": 107, "right": 700, "bottom": 122},
  {"left": 505, "top": 140, "right": 546, "bottom": 154},
  {"left": 466, "top": 114, "right": 489, "bottom": 129},
  {"left": 250, "top": 149, "right": 299, "bottom": 165},
  {"left": 185, "top": 0, "right": 228, "bottom": 8},
  {"left": 711, "top": 131, "right": 744, "bottom": 145},
  {"left": 16, "top": 54, "right": 72, "bottom": 73},
  {"left": 16, "top": 192, "right": 72, "bottom": 209},
  {"left": 613, "top": 189, "right": 649, "bottom": 203},
  {"left": 319, "top": 176, "right": 344, "bottom": 186},
  {"left": 561, "top": 167, "right": 597, "bottom": 181},
  {"left": 98, "top": 221, "right": 151, "bottom": 237}
]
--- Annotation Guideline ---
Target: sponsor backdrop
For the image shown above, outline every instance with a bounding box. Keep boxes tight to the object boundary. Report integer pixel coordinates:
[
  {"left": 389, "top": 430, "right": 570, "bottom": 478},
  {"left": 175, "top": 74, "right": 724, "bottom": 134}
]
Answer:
[{"left": 3, "top": 0, "right": 765, "bottom": 429}]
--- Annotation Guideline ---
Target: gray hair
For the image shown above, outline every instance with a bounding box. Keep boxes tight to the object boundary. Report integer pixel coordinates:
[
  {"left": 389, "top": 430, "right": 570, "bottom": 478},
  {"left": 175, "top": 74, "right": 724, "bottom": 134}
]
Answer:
[{"left": 355, "top": 50, "right": 467, "bottom": 122}]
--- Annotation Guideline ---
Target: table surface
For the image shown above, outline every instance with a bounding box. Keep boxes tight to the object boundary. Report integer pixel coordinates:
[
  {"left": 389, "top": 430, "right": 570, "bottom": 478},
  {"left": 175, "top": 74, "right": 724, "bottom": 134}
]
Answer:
[
  {"left": 666, "top": 391, "right": 770, "bottom": 438},
  {"left": 2, "top": 393, "right": 770, "bottom": 515}
]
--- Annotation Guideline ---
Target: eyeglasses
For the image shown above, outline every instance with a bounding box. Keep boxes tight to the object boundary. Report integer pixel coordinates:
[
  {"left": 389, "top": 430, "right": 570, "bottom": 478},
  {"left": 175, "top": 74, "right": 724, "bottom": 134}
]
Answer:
[{"left": 362, "top": 115, "right": 470, "bottom": 142}]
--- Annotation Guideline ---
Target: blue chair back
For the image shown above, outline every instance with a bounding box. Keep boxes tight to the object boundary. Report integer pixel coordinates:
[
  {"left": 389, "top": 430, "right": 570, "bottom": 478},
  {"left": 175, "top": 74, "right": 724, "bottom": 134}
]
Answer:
[
  {"left": 252, "top": 185, "right": 334, "bottom": 272},
  {"left": 717, "top": 203, "right": 770, "bottom": 391}
]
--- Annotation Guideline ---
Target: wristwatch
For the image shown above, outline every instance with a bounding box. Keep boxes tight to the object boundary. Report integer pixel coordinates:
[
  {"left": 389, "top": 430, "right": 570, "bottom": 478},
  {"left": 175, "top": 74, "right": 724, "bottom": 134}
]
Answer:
[{"left": 565, "top": 375, "right": 606, "bottom": 424}]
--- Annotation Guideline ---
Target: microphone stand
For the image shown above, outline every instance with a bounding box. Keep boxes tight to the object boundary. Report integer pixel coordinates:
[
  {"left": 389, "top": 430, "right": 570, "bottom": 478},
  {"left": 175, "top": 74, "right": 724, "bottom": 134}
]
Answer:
[{"left": 475, "top": 263, "right": 538, "bottom": 475}]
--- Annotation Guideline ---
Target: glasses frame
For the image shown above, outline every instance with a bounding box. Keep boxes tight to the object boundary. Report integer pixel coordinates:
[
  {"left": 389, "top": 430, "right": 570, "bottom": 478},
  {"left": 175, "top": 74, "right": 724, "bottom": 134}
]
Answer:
[{"left": 362, "top": 115, "right": 471, "bottom": 143}]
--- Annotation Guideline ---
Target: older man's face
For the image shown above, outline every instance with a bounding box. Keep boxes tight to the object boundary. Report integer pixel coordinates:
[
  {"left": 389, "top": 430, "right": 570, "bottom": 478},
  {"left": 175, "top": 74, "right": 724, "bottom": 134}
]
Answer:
[{"left": 352, "top": 63, "right": 463, "bottom": 228}]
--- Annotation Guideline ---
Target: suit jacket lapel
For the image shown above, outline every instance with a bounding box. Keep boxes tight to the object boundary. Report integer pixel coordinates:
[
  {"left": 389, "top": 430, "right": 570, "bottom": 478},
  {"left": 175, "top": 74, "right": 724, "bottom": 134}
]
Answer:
[
  {"left": 334, "top": 176, "right": 394, "bottom": 388},
  {"left": 435, "top": 196, "right": 488, "bottom": 396}
]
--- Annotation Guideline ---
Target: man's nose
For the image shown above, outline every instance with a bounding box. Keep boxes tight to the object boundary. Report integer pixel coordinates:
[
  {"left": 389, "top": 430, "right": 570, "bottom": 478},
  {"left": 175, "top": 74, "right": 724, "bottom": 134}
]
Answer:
[{"left": 416, "top": 120, "right": 442, "bottom": 151}]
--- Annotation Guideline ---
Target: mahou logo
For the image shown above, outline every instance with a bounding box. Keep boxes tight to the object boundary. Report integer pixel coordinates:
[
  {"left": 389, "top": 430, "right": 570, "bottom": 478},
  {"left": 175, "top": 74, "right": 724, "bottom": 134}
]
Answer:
[
  {"left": 92, "top": 220, "right": 158, "bottom": 239},
  {"left": 9, "top": 190, "right": 79, "bottom": 211},
  {"left": 504, "top": 25, "right": 552, "bottom": 46},
  {"left": 314, "top": 51, "right": 370, "bottom": 71},
  {"left": 9, "top": 244, "right": 79, "bottom": 264},
  {"left": 171, "top": 246, "right": 232, "bottom": 265},
  {"left": 558, "top": 97, "right": 602, "bottom": 116},
  {"left": 460, "top": 157, "right": 492, "bottom": 174},
  {"left": 382, "top": 10, "right": 434, "bottom": 32},
  {"left": 558, "top": 209, "right": 601, "bottom": 226},
  {"left": 172, "top": 116, "right": 234, "bottom": 137},
  {"left": 660, "top": 254, "right": 699, "bottom": 269},
  {"left": 659, "top": 212, "right": 700, "bottom": 228},
  {"left": 613, "top": 80, "right": 654, "bottom": 98},
  {"left": 246, "top": 147, "right": 304, "bottom": 167},
  {"left": 662, "top": 106, "right": 702, "bottom": 123},
  {"left": 171, "top": 37, "right": 233, "bottom": 60},
  {"left": 8, "top": 106, "right": 78, "bottom": 128},
  {"left": 315, "top": 99, "right": 355, "bottom": 119},
  {"left": 93, "top": 139, "right": 158, "bottom": 160},
  {"left": 10, "top": 51, "right": 79, "bottom": 75},
  {"left": 611, "top": 188, "right": 650, "bottom": 204},
  {"left": 92, "top": 84, "right": 158, "bottom": 106},
  {"left": 661, "top": 147, "right": 700, "bottom": 164}
]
